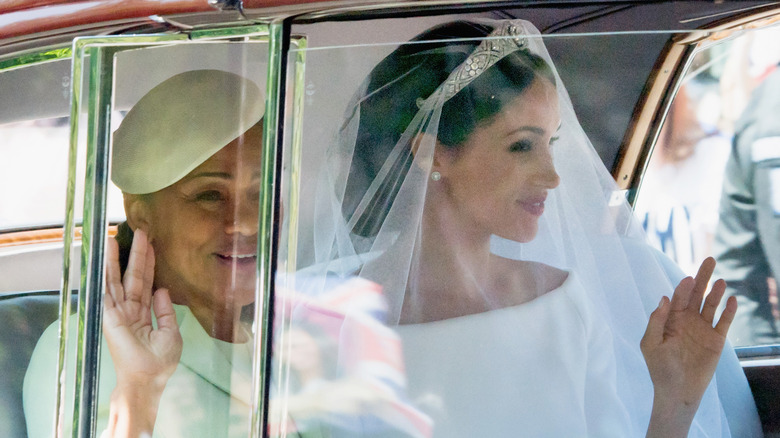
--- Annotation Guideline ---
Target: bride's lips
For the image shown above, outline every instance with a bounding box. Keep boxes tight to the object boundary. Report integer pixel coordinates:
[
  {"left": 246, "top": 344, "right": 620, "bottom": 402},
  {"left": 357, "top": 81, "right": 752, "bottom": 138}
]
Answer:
[{"left": 519, "top": 196, "right": 547, "bottom": 217}]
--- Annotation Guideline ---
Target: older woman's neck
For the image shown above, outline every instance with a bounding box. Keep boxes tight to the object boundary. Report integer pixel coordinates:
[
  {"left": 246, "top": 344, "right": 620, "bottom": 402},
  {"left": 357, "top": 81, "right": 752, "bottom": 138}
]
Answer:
[{"left": 187, "top": 301, "right": 247, "bottom": 343}]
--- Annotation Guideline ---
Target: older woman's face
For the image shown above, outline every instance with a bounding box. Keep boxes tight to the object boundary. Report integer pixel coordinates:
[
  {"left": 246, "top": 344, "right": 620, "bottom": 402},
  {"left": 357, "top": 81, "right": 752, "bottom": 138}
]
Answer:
[
  {"left": 437, "top": 77, "right": 560, "bottom": 243},
  {"left": 140, "top": 124, "right": 263, "bottom": 311}
]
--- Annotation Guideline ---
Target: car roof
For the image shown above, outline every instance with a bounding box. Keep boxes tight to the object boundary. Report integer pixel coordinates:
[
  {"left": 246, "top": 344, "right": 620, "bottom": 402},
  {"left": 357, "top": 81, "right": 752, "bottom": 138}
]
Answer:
[{"left": 0, "top": 1, "right": 776, "bottom": 39}]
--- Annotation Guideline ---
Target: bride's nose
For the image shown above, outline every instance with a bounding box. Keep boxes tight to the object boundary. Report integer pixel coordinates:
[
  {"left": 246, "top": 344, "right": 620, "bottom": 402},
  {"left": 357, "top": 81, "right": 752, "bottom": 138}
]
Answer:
[{"left": 533, "top": 150, "right": 560, "bottom": 189}]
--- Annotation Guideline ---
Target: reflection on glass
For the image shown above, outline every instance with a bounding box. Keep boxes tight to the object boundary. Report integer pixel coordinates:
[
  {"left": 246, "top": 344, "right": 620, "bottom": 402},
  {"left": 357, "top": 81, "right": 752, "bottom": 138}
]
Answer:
[
  {"left": 271, "top": 276, "right": 431, "bottom": 437},
  {"left": 637, "top": 24, "right": 780, "bottom": 347}
]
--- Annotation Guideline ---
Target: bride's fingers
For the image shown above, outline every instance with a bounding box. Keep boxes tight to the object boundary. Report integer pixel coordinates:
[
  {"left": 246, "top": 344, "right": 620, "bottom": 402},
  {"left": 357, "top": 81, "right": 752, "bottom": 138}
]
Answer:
[
  {"left": 715, "top": 296, "right": 738, "bottom": 337},
  {"left": 701, "top": 279, "right": 726, "bottom": 324},
  {"left": 105, "top": 238, "right": 124, "bottom": 304},
  {"left": 670, "top": 276, "right": 695, "bottom": 312},
  {"left": 641, "top": 296, "right": 670, "bottom": 354},
  {"left": 690, "top": 257, "right": 716, "bottom": 311},
  {"left": 123, "top": 229, "right": 149, "bottom": 303}
]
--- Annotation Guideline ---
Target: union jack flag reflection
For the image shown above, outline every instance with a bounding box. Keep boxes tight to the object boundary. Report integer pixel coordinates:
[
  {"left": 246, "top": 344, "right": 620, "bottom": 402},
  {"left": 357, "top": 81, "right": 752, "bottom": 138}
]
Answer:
[{"left": 270, "top": 275, "right": 433, "bottom": 438}]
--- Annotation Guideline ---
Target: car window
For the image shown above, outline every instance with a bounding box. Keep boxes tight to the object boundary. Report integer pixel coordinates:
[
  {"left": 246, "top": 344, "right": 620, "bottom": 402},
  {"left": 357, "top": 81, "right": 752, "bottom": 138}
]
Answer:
[
  {"left": 0, "top": 27, "right": 280, "bottom": 436},
  {"left": 635, "top": 23, "right": 780, "bottom": 348},
  {"left": 274, "top": 14, "right": 713, "bottom": 437},
  {"left": 42, "top": 36, "right": 274, "bottom": 438},
  {"left": 0, "top": 117, "right": 69, "bottom": 231},
  {"left": 0, "top": 54, "right": 76, "bottom": 438},
  {"left": 0, "top": 56, "right": 125, "bottom": 295}
]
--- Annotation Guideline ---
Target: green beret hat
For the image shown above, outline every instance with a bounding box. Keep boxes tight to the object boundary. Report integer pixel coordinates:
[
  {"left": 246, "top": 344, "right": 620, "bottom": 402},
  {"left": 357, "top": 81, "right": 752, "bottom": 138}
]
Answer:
[{"left": 112, "top": 69, "right": 265, "bottom": 194}]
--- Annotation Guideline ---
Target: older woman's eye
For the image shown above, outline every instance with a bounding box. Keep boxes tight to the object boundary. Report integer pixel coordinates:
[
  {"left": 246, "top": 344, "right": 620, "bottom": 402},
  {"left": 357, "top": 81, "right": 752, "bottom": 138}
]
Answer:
[
  {"left": 509, "top": 140, "right": 533, "bottom": 153},
  {"left": 194, "top": 190, "right": 224, "bottom": 202}
]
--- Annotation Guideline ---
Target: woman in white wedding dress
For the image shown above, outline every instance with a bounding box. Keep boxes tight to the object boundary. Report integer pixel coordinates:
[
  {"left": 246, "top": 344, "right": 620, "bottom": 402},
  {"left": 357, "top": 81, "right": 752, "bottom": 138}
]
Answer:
[{"left": 305, "top": 19, "right": 760, "bottom": 437}]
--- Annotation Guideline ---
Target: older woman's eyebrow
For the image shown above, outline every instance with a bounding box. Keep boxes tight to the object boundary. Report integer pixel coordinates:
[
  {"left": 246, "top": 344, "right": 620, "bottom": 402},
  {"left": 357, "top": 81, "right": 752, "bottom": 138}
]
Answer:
[
  {"left": 184, "top": 171, "right": 263, "bottom": 181},
  {"left": 184, "top": 171, "right": 232, "bottom": 181}
]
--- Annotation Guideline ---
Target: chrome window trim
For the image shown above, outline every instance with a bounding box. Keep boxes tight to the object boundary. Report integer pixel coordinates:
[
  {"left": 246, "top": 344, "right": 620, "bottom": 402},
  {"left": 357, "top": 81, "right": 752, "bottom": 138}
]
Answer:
[
  {"left": 737, "top": 345, "right": 780, "bottom": 362},
  {"left": 64, "top": 33, "right": 189, "bottom": 438},
  {"left": 250, "top": 19, "right": 285, "bottom": 438}
]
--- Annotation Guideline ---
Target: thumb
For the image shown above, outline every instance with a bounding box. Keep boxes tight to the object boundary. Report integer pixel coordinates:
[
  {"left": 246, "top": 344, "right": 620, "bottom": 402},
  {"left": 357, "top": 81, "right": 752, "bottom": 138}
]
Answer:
[{"left": 641, "top": 296, "right": 670, "bottom": 354}]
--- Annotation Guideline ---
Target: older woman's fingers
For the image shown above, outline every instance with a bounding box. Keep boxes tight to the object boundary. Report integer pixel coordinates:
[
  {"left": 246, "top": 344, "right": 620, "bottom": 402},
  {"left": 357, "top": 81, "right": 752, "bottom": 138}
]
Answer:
[
  {"left": 641, "top": 296, "right": 670, "bottom": 354},
  {"left": 690, "top": 257, "right": 716, "bottom": 311},
  {"left": 670, "top": 276, "right": 695, "bottom": 312},
  {"left": 105, "top": 238, "right": 123, "bottom": 304},
  {"left": 141, "top": 240, "right": 155, "bottom": 309},
  {"left": 103, "top": 288, "right": 115, "bottom": 309},
  {"left": 152, "top": 288, "right": 178, "bottom": 332},
  {"left": 123, "top": 229, "right": 149, "bottom": 303},
  {"left": 715, "top": 296, "right": 738, "bottom": 337},
  {"left": 701, "top": 279, "right": 726, "bottom": 324}
]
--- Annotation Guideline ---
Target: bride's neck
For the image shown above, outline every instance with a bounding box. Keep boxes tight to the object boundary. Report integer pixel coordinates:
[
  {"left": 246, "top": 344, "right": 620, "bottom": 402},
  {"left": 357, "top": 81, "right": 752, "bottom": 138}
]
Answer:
[
  {"left": 399, "top": 209, "right": 503, "bottom": 324},
  {"left": 419, "top": 196, "right": 494, "bottom": 291}
]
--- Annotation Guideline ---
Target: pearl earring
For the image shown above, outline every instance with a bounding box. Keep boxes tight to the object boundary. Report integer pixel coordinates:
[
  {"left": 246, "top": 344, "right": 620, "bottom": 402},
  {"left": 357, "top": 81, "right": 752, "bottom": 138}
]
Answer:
[{"left": 431, "top": 171, "right": 441, "bottom": 181}]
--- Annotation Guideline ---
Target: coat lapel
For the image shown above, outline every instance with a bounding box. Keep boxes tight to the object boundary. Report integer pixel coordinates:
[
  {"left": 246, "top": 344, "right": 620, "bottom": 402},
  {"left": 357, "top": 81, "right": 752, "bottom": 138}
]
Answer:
[{"left": 176, "top": 307, "right": 253, "bottom": 405}]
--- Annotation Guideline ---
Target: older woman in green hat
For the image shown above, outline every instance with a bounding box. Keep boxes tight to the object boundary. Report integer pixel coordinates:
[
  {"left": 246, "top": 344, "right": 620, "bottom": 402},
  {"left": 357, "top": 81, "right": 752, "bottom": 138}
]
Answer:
[{"left": 25, "top": 69, "right": 266, "bottom": 438}]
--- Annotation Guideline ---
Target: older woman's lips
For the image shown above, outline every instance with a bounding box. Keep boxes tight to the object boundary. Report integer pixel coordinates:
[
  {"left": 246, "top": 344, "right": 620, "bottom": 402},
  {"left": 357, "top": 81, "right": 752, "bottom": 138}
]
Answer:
[{"left": 215, "top": 253, "right": 257, "bottom": 266}]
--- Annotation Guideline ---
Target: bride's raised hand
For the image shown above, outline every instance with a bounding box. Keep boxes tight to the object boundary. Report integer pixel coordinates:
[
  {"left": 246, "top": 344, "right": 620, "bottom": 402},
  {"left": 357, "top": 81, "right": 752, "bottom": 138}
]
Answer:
[
  {"left": 641, "top": 257, "right": 737, "bottom": 437},
  {"left": 102, "top": 229, "right": 182, "bottom": 437}
]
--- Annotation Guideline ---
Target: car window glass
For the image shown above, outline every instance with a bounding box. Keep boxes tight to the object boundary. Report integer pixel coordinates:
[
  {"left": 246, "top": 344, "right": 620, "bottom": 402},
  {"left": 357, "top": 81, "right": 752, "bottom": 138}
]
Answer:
[
  {"left": 636, "top": 23, "right": 780, "bottom": 348},
  {"left": 18, "top": 38, "right": 272, "bottom": 438},
  {"left": 274, "top": 15, "right": 688, "bottom": 437},
  {"left": 0, "top": 59, "right": 126, "bottom": 234},
  {"left": 0, "top": 56, "right": 79, "bottom": 438},
  {"left": 0, "top": 57, "right": 125, "bottom": 295}
]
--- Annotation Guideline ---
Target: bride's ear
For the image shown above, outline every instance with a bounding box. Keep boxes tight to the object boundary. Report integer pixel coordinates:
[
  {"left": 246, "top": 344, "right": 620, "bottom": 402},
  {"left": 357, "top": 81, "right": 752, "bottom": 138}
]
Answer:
[{"left": 410, "top": 133, "right": 453, "bottom": 178}]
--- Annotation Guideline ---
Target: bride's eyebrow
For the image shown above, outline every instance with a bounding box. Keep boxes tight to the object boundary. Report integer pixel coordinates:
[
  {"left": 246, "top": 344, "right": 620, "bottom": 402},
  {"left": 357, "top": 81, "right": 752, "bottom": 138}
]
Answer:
[{"left": 504, "top": 126, "right": 546, "bottom": 138}]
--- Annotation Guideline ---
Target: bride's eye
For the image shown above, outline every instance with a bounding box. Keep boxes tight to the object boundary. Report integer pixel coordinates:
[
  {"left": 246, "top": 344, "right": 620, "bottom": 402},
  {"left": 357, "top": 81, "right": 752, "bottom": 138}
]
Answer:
[
  {"left": 509, "top": 139, "right": 533, "bottom": 153},
  {"left": 550, "top": 136, "right": 560, "bottom": 146}
]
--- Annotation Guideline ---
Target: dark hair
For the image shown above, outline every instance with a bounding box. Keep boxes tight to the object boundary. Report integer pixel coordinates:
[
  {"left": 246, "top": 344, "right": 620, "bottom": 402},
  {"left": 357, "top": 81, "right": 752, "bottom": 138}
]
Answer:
[
  {"left": 116, "top": 221, "right": 134, "bottom": 277},
  {"left": 343, "top": 21, "right": 555, "bottom": 237}
]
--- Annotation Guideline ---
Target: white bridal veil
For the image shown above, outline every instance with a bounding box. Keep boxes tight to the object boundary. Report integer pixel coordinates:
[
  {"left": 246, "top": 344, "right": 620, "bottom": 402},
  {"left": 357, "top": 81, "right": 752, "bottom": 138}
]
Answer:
[{"left": 273, "top": 18, "right": 759, "bottom": 437}]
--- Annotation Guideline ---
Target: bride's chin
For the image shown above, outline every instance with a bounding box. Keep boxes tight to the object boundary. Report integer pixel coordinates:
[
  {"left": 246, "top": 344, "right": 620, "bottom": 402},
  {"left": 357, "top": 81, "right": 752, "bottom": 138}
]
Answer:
[{"left": 496, "top": 226, "right": 539, "bottom": 244}]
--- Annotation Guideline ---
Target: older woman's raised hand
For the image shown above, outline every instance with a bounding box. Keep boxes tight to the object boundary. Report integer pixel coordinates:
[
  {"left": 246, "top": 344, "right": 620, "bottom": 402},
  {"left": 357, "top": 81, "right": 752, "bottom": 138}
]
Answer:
[
  {"left": 641, "top": 257, "right": 737, "bottom": 438},
  {"left": 102, "top": 229, "right": 183, "bottom": 437}
]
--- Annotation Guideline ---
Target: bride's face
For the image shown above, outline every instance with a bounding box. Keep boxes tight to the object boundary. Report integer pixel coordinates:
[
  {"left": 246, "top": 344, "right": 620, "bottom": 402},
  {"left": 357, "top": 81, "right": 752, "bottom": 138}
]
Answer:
[{"left": 436, "top": 77, "right": 560, "bottom": 243}]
